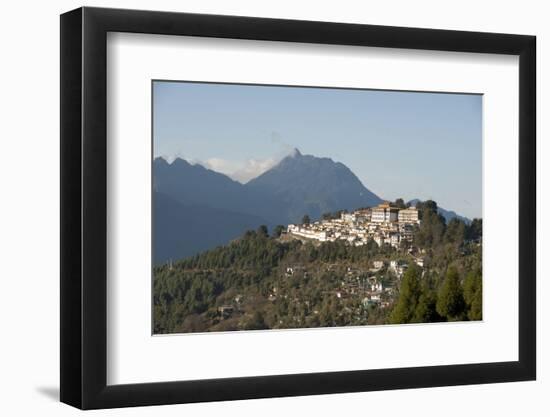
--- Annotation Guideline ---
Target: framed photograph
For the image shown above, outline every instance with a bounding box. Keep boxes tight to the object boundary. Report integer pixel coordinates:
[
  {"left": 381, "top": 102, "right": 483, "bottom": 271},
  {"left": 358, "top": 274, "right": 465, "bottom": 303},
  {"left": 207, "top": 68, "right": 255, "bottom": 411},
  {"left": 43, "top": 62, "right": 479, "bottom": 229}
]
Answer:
[{"left": 60, "top": 6, "right": 536, "bottom": 409}]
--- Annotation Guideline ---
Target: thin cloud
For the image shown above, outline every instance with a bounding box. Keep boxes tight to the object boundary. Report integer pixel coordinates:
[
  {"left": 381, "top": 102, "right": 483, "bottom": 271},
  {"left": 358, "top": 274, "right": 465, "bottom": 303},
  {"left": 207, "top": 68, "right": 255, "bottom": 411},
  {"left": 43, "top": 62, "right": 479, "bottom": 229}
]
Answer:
[
  {"left": 203, "top": 157, "right": 279, "bottom": 183},
  {"left": 202, "top": 157, "right": 240, "bottom": 175},
  {"left": 270, "top": 131, "right": 294, "bottom": 155},
  {"left": 232, "top": 158, "right": 279, "bottom": 183},
  {"left": 156, "top": 132, "right": 296, "bottom": 183}
]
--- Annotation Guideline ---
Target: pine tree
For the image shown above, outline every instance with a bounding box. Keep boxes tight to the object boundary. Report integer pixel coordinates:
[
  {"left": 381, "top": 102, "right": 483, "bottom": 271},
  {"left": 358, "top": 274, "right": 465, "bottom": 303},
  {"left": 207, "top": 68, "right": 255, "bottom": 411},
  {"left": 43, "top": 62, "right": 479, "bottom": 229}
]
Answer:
[
  {"left": 436, "top": 266, "right": 466, "bottom": 321},
  {"left": 412, "top": 281, "right": 440, "bottom": 323},
  {"left": 389, "top": 265, "right": 422, "bottom": 324},
  {"left": 272, "top": 225, "right": 285, "bottom": 238},
  {"left": 468, "top": 288, "right": 482, "bottom": 320},
  {"left": 463, "top": 270, "right": 482, "bottom": 320},
  {"left": 257, "top": 225, "right": 269, "bottom": 238},
  {"left": 463, "top": 270, "right": 481, "bottom": 304}
]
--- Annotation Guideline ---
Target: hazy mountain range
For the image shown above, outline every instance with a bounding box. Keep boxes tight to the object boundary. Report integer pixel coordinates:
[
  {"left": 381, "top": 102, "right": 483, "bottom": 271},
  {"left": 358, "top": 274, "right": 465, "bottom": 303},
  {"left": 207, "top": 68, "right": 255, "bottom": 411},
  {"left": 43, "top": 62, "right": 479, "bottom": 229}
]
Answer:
[{"left": 153, "top": 149, "right": 469, "bottom": 264}]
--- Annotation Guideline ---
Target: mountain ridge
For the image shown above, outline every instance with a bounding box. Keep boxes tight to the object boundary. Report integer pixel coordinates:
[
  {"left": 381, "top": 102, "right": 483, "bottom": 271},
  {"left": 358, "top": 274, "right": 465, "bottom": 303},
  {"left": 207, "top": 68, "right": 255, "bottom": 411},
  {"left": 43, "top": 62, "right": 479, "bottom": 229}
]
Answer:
[
  {"left": 246, "top": 149, "right": 383, "bottom": 221},
  {"left": 153, "top": 152, "right": 473, "bottom": 264}
]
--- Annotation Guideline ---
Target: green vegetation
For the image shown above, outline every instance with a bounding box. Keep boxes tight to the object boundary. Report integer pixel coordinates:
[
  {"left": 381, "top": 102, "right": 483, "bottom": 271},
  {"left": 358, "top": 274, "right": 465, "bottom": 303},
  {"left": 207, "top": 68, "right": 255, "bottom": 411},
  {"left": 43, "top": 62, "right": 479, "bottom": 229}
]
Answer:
[
  {"left": 389, "top": 265, "right": 441, "bottom": 324},
  {"left": 394, "top": 198, "right": 407, "bottom": 209},
  {"left": 463, "top": 269, "right": 482, "bottom": 320},
  {"left": 153, "top": 200, "right": 482, "bottom": 334},
  {"left": 272, "top": 224, "right": 286, "bottom": 238},
  {"left": 389, "top": 202, "right": 482, "bottom": 324},
  {"left": 436, "top": 267, "right": 466, "bottom": 321}
]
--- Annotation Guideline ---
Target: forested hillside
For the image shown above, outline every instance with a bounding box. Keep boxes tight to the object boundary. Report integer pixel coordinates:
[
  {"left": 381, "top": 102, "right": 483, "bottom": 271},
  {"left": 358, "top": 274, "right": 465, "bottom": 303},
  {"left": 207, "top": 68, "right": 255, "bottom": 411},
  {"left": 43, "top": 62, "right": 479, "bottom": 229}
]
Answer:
[{"left": 153, "top": 207, "right": 482, "bottom": 333}]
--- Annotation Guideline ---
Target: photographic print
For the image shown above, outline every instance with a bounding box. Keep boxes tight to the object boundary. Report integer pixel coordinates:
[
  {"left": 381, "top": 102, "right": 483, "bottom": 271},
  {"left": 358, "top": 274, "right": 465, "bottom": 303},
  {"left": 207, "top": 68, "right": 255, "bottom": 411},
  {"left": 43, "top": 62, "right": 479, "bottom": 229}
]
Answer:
[{"left": 152, "top": 81, "right": 482, "bottom": 335}]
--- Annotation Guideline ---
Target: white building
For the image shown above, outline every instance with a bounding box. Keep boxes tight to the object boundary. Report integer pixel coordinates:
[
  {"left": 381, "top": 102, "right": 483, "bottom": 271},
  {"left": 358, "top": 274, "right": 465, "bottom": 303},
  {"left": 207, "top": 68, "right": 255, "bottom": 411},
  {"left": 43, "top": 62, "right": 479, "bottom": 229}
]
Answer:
[
  {"left": 354, "top": 209, "right": 371, "bottom": 223},
  {"left": 341, "top": 212, "right": 355, "bottom": 223},
  {"left": 389, "top": 260, "right": 408, "bottom": 277},
  {"left": 287, "top": 225, "right": 328, "bottom": 241},
  {"left": 286, "top": 204, "right": 419, "bottom": 249},
  {"left": 371, "top": 202, "right": 399, "bottom": 223},
  {"left": 398, "top": 207, "right": 420, "bottom": 224}
]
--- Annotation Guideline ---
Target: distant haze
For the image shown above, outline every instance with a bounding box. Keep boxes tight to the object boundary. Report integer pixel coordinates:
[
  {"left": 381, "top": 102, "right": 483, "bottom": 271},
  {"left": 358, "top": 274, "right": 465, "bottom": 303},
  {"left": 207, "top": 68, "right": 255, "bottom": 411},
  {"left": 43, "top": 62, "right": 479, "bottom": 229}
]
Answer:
[{"left": 154, "top": 81, "right": 482, "bottom": 219}]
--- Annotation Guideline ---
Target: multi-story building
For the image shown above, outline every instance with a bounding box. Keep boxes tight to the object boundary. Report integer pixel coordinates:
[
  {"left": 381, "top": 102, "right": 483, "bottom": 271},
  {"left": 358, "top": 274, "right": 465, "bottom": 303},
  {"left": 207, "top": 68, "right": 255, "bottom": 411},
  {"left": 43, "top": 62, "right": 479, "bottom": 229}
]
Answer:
[
  {"left": 371, "top": 202, "right": 399, "bottom": 223},
  {"left": 341, "top": 212, "right": 355, "bottom": 223},
  {"left": 399, "top": 223, "right": 415, "bottom": 242},
  {"left": 390, "top": 233, "right": 400, "bottom": 248},
  {"left": 398, "top": 207, "right": 420, "bottom": 224},
  {"left": 354, "top": 209, "right": 371, "bottom": 223}
]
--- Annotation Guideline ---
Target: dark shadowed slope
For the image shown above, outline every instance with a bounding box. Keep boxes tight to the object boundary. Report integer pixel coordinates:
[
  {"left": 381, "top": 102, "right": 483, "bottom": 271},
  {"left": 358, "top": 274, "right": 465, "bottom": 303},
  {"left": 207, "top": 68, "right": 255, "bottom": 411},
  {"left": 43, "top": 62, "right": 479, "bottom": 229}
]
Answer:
[{"left": 153, "top": 191, "right": 268, "bottom": 264}]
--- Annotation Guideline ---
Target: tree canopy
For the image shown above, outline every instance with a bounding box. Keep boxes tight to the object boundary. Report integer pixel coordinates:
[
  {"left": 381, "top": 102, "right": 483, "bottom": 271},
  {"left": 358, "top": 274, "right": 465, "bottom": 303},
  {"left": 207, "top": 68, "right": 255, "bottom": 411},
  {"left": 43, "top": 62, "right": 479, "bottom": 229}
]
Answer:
[{"left": 436, "top": 266, "right": 466, "bottom": 321}]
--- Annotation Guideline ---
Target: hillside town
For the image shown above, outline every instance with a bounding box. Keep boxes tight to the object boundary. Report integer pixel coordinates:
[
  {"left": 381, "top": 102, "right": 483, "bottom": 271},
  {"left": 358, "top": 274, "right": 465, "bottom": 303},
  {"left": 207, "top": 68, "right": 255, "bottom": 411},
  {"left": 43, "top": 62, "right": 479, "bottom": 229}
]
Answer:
[
  {"left": 155, "top": 200, "right": 483, "bottom": 333},
  {"left": 286, "top": 202, "right": 421, "bottom": 249}
]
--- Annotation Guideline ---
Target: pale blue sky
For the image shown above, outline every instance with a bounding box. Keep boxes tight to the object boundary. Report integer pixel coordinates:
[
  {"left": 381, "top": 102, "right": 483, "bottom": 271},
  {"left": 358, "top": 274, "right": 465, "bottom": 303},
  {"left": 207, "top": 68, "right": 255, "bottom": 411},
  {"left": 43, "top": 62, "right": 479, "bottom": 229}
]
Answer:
[{"left": 153, "top": 81, "right": 482, "bottom": 219}]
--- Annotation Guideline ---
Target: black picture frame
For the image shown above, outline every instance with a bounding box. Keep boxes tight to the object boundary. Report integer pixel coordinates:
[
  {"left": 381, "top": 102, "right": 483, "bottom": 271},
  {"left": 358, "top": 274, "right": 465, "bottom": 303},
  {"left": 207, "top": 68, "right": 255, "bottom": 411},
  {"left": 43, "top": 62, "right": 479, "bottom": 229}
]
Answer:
[{"left": 60, "top": 6, "right": 536, "bottom": 410}]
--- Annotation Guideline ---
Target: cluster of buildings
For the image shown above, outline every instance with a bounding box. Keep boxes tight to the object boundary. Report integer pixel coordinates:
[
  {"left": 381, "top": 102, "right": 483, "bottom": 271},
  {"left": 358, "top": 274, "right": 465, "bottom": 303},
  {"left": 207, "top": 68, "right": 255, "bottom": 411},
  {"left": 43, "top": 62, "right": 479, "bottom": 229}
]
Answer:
[
  {"left": 334, "top": 269, "right": 393, "bottom": 308},
  {"left": 286, "top": 202, "right": 421, "bottom": 249},
  {"left": 334, "top": 260, "right": 419, "bottom": 307},
  {"left": 335, "top": 257, "right": 425, "bottom": 307}
]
